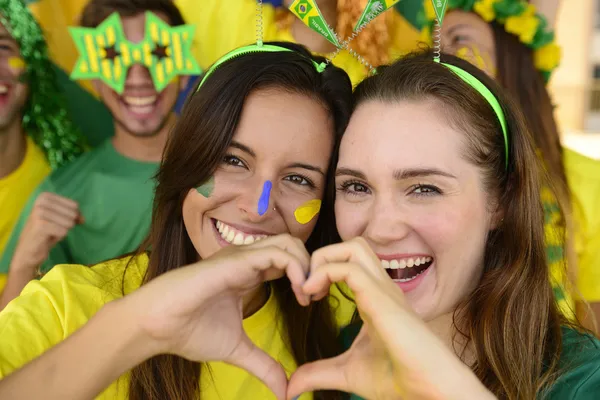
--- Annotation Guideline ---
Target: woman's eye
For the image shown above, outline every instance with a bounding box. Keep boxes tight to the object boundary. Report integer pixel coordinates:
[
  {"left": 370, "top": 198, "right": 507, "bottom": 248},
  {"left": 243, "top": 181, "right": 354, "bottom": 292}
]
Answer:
[
  {"left": 222, "top": 155, "right": 245, "bottom": 168},
  {"left": 411, "top": 184, "right": 441, "bottom": 197},
  {"left": 285, "top": 174, "right": 314, "bottom": 187},
  {"left": 337, "top": 181, "right": 370, "bottom": 195}
]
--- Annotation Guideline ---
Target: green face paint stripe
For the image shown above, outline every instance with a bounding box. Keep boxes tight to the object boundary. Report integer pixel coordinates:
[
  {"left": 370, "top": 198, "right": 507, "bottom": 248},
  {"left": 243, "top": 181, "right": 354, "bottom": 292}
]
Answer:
[{"left": 196, "top": 176, "right": 214, "bottom": 198}]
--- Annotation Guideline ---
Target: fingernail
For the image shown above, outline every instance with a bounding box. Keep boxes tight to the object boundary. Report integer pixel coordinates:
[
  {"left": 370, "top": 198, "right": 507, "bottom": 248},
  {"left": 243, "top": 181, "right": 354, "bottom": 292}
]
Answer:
[{"left": 292, "top": 396, "right": 300, "bottom": 400}]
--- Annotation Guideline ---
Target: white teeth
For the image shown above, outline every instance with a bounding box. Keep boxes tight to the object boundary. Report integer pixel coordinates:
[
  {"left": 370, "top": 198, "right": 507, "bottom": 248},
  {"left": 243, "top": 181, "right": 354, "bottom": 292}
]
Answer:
[
  {"left": 226, "top": 230, "right": 235, "bottom": 242},
  {"left": 233, "top": 233, "right": 244, "bottom": 245},
  {"left": 380, "top": 256, "right": 433, "bottom": 269},
  {"left": 0, "top": 85, "right": 7, "bottom": 94},
  {"left": 124, "top": 96, "right": 156, "bottom": 106},
  {"left": 215, "top": 220, "right": 269, "bottom": 246}
]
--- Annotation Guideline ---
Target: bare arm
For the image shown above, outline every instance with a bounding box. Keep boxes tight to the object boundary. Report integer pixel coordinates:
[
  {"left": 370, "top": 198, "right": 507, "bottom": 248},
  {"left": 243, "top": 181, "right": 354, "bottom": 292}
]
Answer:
[
  {"left": 0, "top": 266, "right": 37, "bottom": 310},
  {"left": 0, "top": 299, "right": 154, "bottom": 400}
]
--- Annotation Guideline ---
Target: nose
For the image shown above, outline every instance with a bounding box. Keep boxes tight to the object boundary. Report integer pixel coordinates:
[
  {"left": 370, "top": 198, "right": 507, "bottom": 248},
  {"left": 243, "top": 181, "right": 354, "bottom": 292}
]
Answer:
[
  {"left": 125, "top": 64, "right": 153, "bottom": 87},
  {"left": 238, "top": 180, "right": 275, "bottom": 222},
  {"left": 364, "top": 195, "right": 411, "bottom": 246}
]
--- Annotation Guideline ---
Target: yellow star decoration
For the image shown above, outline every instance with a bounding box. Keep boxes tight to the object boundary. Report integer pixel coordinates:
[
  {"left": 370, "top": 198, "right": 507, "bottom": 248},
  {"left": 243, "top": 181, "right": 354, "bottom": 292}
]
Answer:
[
  {"left": 473, "top": 0, "right": 499, "bottom": 22},
  {"left": 534, "top": 42, "right": 561, "bottom": 71},
  {"left": 505, "top": 4, "right": 539, "bottom": 44}
]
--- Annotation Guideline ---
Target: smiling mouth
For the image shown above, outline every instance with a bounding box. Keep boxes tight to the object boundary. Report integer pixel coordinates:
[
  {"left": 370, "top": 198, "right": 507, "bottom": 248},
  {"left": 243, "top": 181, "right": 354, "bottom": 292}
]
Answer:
[
  {"left": 121, "top": 95, "right": 158, "bottom": 115},
  {"left": 381, "top": 256, "right": 433, "bottom": 282},
  {"left": 213, "top": 219, "right": 270, "bottom": 245}
]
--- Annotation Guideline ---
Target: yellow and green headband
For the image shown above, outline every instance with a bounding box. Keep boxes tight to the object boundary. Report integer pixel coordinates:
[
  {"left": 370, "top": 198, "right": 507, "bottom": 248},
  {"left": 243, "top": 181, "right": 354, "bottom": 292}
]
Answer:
[
  {"left": 69, "top": 12, "right": 201, "bottom": 93},
  {"left": 423, "top": 0, "right": 561, "bottom": 81}
]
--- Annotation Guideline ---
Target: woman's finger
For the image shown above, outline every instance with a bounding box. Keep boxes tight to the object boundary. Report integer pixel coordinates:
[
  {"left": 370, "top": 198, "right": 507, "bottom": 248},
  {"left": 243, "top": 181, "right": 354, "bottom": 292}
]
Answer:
[
  {"left": 248, "top": 234, "right": 311, "bottom": 273},
  {"left": 225, "top": 335, "right": 288, "bottom": 400},
  {"left": 286, "top": 353, "right": 349, "bottom": 399},
  {"left": 311, "top": 237, "right": 388, "bottom": 280}
]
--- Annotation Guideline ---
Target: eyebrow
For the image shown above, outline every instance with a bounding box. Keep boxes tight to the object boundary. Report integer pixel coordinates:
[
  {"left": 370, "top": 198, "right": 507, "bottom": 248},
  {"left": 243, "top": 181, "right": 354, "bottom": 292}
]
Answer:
[
  {"left": 335, "top": 167, "right": 456, "bottom": 180},
  {"left": 0, "top": 34, "right": 15, "bottom": 42},
  {"left": 287, "top": 162, "right": 325, "bottom": 176},
  {"left": 335, "top": 168, "right": 366, "bottom": 179},
  {"left": 393, "top": 168, "right": 457, "bottom": 180},
  {"left": 446, "top": 24, "right": 473, "bottom": 37},
  {"left": 229, "top": 141, "right": 255, "bottom": 157}
]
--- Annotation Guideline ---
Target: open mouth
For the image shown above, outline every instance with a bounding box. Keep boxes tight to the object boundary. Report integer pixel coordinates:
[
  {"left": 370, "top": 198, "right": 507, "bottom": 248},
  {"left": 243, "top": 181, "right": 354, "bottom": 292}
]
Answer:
[
  {"left": 0, "top": 83, "right": 11, "bottom": 103},
  {"left": 212, "top": 219, "right": 270, "bottom": 245},
  {"left": 381, "top": 256, "right": 433, "bottom": 282},
  {"left": 121, "top": 95, "right": 158, "bottom": 116}
]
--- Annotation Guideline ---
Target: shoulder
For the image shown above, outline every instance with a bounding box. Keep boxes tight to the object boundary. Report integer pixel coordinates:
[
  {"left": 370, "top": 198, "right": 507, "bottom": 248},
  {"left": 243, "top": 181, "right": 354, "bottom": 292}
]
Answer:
[
  {"left": 45, "top": 141, "right": 110, "bottom": 183},
  {"left": 0, "top": 254, "right": 148, "bottom": 379},
  {"left": 545, "top": 327, "right": 600, "bottom": 398}
]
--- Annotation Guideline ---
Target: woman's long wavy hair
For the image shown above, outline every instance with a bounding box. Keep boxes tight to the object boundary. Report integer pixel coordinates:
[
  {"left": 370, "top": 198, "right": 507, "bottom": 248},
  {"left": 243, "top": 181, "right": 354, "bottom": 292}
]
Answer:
[
  {"left": 126, "top": 42, "right": 352, "bottom": 400},
  {"left": 352, "top": 51, "right": 574, "bottom": 398}
]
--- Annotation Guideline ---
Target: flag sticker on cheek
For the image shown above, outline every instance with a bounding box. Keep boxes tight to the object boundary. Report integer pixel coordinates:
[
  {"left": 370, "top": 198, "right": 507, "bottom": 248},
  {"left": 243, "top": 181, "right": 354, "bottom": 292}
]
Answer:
[
  {"left": 294, "top": 199, "right": 322, "bottom": 224},
  {"left": 258, "top": 181, "right": 273, "bottom": 216},
  {"left": 196, "top": 176, "right": 214, "bottom": 198}
]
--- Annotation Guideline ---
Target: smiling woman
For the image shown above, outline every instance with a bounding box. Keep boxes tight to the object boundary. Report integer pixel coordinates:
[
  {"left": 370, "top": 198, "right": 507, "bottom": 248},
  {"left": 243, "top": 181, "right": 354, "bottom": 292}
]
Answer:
[
  {"left": 315, "top": 51, "right": 600, "bottom": 400},
  {"left": 0, "top": 42, "right": 354, "bottom": 400}
]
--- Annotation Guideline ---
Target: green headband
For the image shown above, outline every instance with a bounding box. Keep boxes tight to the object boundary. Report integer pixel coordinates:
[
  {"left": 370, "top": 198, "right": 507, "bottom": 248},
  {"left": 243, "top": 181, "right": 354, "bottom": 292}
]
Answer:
[
  {"left": 443, "top": 63, "right": 509, "bottom": 168},
  {"left": 196, "top": 44, "right": 326, "bottom": 92}
]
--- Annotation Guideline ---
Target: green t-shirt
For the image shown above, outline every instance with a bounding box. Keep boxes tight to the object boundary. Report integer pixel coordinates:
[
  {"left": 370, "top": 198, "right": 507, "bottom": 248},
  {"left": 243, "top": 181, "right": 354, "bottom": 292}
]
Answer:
[
  {"left": 340, "top": 324, "right": 600, "bottom": 399},
  {"left": 0, "top": 140, "right": 158, "bottom": 274}
]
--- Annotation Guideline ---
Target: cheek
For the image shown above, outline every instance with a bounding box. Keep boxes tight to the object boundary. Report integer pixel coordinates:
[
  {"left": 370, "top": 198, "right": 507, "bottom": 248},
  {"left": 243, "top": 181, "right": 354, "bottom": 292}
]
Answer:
[{"left": 334, "top": 199, "right": 366, "bottom": 240}]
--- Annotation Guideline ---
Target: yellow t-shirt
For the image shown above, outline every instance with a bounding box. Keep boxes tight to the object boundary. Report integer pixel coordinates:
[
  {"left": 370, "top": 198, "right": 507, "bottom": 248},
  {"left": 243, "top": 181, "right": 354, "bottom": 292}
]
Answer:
[
  {"left": 564, "top": 148, "right": 600, "bottom": 302},
  {"left": 0, "top": 254, "right": 356, "bottom": 399},
  {"left": 175, "top": 0, "right": 421, "bottom": 86},
  {"left": 0, "top": 136, "right": 50, "bottom": 293}
]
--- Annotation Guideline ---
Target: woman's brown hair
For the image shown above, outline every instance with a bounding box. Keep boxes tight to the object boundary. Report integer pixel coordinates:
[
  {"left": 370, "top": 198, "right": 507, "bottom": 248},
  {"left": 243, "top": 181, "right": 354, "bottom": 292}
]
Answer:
[
  {"left": 352, "top": 51, "right": 570, "bottom": 398},
  {"left": 492, "top": 22, "right": 576, "bottom": 283},
  {"left": 127, "top": 42, "right": 353, "bottom": 400}
]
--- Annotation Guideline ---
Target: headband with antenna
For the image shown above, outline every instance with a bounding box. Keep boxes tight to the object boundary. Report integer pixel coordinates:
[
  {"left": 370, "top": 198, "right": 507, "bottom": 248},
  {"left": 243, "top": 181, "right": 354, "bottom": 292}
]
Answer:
[
  {"left": 288, "top": 0, "right": 401, "bottom": 74},
  {"left": 196, "top": 0, "right": 327, "bottom": 92},
  {"left": 431, "top": 0, "right": 509, "bottom": 168}
]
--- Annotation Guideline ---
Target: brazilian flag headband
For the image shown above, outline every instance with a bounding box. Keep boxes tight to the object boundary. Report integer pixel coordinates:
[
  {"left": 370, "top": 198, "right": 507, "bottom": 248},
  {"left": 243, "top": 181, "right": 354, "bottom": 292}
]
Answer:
[
  {"left": 69, "top": 12, "right": 201, "bottom": 94},
  {"left": 431, "top": 0, "right": 509, "bottom": 168},
  {"left": 0, "top": 0, "right": 86, "bottom": 169},
  {"left": 197, "top": 0, "right": 403, "bottom": 91}
]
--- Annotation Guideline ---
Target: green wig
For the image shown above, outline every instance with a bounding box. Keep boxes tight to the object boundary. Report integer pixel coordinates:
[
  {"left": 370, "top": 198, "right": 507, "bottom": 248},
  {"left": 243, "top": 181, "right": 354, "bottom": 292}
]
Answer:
[{"left": 0, "top": 0, "right": 86, "bottom": 169}]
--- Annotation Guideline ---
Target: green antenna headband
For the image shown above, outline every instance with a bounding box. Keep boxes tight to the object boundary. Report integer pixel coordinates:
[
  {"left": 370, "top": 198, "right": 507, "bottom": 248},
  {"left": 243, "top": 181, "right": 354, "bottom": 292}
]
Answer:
[
  {"left": 432, "top": 0, "right": 509, "bottom": 169},
  {"left": 196, "top": 44, "right": 326, "bottom": 92}
]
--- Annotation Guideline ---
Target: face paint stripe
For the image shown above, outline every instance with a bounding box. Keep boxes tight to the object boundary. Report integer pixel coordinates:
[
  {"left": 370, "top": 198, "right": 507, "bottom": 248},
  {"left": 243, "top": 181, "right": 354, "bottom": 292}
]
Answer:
[
  {"left": 114, "top": 58, "right": 122, "bottom": 79},
  {"left": 107, "top": 26, "right": 116, "bottom": 45},
  {"left": 196, "top": 176, "right": 215, "bottom": 198},
  {"left": 294, "top": 199, "right": 322, "bottom": 224},
  {"left": 258, "top": 181, "right": 273, "bottom": 216}
]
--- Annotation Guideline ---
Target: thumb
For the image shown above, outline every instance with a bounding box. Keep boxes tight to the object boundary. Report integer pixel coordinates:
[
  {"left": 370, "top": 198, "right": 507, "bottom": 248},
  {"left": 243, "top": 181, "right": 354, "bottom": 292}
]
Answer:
[
  {"left": 287, "top": 355, "right": 348, "bottom": 399},
  {"left": 226, "top": 336, "right": 288, "bottom": 400}
]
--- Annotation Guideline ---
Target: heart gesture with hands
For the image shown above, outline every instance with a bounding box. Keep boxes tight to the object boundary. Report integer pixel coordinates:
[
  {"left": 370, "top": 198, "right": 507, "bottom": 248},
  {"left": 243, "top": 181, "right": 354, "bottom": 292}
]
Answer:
[
  {"left": 286, "top": 238, "right": 495, "bottom": 400},
  {"left": 124, "top": 234, "right": 312, "bottom": 400}
]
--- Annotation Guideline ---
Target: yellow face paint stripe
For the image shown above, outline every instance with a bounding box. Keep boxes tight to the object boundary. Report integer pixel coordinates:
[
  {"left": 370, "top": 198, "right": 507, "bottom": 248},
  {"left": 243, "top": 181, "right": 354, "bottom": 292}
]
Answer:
[
  {"left": 294, "top": 199, "right": 322, "bottom": 225},
  {"left": 84, "top": 34, "right": 99, "bottom": 72}
]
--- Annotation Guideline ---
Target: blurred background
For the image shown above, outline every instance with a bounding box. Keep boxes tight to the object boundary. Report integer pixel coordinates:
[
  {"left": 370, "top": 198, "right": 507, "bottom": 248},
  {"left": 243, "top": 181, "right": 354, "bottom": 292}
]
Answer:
[{"left": 21, "top": 0, "right": 600, "bottom": 160}]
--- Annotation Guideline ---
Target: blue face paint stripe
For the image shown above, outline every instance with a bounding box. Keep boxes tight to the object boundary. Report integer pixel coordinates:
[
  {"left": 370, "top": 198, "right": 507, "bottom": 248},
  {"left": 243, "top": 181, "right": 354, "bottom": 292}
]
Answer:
[{"left": 258, "top": 181, "right": 273, "bottom": 216}]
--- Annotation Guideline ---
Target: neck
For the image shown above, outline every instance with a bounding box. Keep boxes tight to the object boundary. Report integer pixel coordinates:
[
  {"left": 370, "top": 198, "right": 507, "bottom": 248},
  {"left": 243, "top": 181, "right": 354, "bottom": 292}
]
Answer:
[
  {"left": 111, "top": 113, "right": 176, "bottom": 162},
  {"left": 0, "top": 119, "right": 26, "bottom": 179},
  {"left": 242, "top": 284, "right": 269, "bottom": 318}
]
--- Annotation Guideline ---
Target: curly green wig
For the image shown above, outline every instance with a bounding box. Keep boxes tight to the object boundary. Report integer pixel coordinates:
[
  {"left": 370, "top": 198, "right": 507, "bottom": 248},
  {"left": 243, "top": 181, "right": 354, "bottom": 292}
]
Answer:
[{"left": 0, "top": 0, "right": 86, "bottom": 169}]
